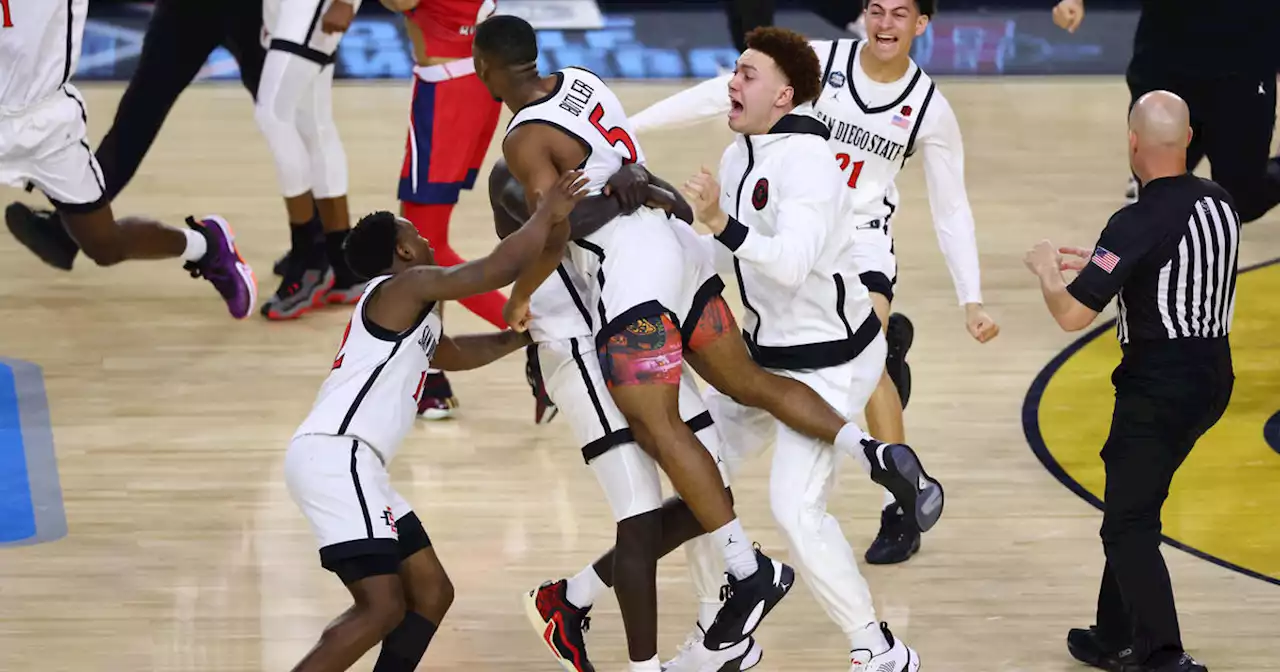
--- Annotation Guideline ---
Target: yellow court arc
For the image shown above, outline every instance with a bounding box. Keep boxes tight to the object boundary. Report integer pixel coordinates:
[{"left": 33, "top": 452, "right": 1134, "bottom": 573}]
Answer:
[{"left": 1023, "top": 258, "right": 1280, "bottom": 585}]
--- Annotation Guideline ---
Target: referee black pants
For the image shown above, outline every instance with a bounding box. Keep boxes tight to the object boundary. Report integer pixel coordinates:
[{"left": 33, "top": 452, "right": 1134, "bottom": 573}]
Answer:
[
  {"left": 1096, "top": 340, "right": 1233, "bottom": 666},
  {"left": 96, "top": 0, "right": 265, "bottom": 202},
  {"left": 1127, "top": 66, "right": 1280, "bottom": 223}
]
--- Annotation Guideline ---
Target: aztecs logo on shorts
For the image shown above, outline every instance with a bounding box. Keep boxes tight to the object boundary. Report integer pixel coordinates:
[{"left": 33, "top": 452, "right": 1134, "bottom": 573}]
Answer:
[{"left": 752, "top": 178, "right": 769, "bottom": 210}]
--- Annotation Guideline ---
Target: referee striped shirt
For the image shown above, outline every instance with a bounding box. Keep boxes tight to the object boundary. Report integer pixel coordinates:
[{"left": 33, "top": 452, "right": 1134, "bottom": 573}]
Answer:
[{"left": 1067, "top": 174, "right": 1240, "bottom": 345}]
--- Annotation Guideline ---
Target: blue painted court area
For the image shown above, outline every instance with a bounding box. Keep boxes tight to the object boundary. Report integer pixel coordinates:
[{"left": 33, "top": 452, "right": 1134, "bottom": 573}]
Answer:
[
  {"left": 0, "top": 358, "right": 66, "bottom": 547},
  {"left": 0, "top": 363, "right": 36, "bottom": 542}
]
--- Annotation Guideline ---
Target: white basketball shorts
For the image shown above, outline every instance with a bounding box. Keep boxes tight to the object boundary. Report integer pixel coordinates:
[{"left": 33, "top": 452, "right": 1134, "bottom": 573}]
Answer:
[
  {"left": 285, "top": 434, "right": 422, "bottom": 579},
  {"left": 570, "top": 207, "right": 709, "bottom": 345},
  {"left": 538, "top": 334, "right": 730, "bottom": 522},
  {"left": 851, "top": 223, "right": 897, "bottom": 301},
  {"left": 0, "top": 86, "right": 106, "bottom": 212}
]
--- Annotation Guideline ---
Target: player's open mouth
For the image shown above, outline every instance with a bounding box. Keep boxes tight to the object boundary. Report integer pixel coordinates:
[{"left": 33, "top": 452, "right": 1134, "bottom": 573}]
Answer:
[
  {"left": 875, "top": 33, "right": 898, "bottom": 45},
  {"left": 729, "top": 99, "right": 744, "bottom": 119}
]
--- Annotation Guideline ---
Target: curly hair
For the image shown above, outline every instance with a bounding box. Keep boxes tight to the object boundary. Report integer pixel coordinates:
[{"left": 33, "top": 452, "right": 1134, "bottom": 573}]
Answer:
[{"left": 745, "top": 27, "right": 822, "bottom": 106}]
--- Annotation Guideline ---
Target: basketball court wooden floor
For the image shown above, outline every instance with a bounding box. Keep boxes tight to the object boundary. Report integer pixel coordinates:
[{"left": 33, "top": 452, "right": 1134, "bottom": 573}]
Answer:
[{"left": 1, "top": 79, "right": 1278, "bottom": 672}]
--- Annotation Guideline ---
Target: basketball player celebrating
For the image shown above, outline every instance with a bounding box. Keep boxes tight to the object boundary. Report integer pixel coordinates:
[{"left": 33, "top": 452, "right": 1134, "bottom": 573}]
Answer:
[
  {"left": 255, "top": 0, "right": 366, "bottom": 320},
  {"left": 629, "top": 0, "right": 997, "bottom": 565},
  {"left": 0, "top": 0, "right": 257, "bottom": 319},
  {"left": 392, "top": 0, "right": 514, "bottom": 420},
  {"left": 283, "top": 168, "right": 587, "bottom": 672},
  {"left": 674, "top": 27, "right": 921, "bottom": 671},
  {"left": 492, "top": 155, "right": 938, "bottom": 672},
  {"left": 489, "top": 158, "right": 761, "bottom": 672},
  {"left": 474, "top": 19, "right": 941, "bottom": 671}
]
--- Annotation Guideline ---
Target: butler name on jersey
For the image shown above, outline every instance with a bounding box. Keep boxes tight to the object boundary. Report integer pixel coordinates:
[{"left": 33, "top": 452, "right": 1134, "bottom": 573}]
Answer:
[
  {"left": 506, "top": 66, "right": 646, "bottom": 194},
  {"left": 293, "top": 276, "right": 442, "bottom": 463},
  {"left": 811, "top": 39, "right": 936, "bottom": 231}
]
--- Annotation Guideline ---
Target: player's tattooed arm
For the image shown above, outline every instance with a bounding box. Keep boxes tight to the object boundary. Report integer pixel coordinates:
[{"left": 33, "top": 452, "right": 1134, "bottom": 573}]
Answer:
[
  {"left": 432, "top": 330, "right": 534, "bottom": 371},
  {"left": 372, "top": 170, "right": 588, "bottom": 330}
]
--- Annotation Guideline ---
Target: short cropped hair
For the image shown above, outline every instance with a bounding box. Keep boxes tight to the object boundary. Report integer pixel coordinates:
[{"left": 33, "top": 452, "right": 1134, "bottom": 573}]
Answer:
[
  {"left": 344, "top": 211, "right": 399, "bottom": 280},
  {"left": 864, "top": 0, "right": 937, "bottom": 17},
  {"left": 474, "top": 15, "right": 538, "bottom": 67},
  {"left": 745, "top": 27, "right": 822, "bottom": 106}
]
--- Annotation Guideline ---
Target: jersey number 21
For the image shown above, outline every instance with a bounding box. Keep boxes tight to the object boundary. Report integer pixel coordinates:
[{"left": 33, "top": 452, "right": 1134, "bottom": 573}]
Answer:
[{"left": 835, "top": 153, "right": 865, "bottom": 189}]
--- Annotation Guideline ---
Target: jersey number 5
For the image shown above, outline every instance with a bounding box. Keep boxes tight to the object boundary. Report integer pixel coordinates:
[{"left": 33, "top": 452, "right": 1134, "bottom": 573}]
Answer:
[
  {"left": 835, "top": 153, "right": 865, "bottom": 189},
  {"left": 589, "top": 104, "right": 637, "bottom": 165},
  {"left": 1, "top": 0, "right": 14, "bottom": 28}
]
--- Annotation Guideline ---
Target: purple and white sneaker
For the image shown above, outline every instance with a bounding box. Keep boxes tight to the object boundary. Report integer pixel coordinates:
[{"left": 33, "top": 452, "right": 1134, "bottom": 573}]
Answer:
[{"left": 184, "top": 215, "right": 257, "bottom": 320}]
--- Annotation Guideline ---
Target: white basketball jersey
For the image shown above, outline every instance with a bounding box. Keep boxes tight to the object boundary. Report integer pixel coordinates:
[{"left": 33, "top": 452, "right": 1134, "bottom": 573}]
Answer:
[
  {"left": 293, "top": 276, "right": 442, "bottom": 462},
  {"left": 0, "top": 0, "right": 86, "bottom": 115},
  {"left": 527, "top": 256, "right": 594, "bottom": 344},
  {"left": 813, "top": 39, "right": 936, "bottom": 233},
  {"left": 506, "top": 67, "right": 647, "bottom": 194}
]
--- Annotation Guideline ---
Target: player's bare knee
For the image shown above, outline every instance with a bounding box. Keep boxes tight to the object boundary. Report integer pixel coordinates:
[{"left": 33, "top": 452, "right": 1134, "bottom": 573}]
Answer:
[
  {"left": 349, "top": 576, "right": 408, "bottom": 637},
  {"left": 408, "top": 571, "right": 454, "bottom": 620}
]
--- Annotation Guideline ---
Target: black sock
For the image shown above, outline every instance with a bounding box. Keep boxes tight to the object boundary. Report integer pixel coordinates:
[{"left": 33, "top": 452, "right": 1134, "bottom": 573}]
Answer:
[
  {"left": 372, "top": 612, "right": 437, "bottom": 672},
  {"left": 326, "top": 229, "right": 358, "bottom": 285},
  {"left": 289, "top": 215, "right": 325, "bottom": 266}
]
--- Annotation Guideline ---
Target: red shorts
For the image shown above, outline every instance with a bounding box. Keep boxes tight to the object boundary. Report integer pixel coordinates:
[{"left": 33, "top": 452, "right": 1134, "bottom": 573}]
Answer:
[{"left": 398, "top": 71, "right": 501, "bottom": 205}]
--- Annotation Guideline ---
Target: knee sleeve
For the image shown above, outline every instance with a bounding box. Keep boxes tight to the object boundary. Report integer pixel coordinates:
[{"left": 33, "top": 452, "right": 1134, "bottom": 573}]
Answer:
[
  {"left": 297, "top": 65, "right": 348, "bottom": 199},
  {"left": 255, "top": 49, "right": 320, "bottom": 198}
]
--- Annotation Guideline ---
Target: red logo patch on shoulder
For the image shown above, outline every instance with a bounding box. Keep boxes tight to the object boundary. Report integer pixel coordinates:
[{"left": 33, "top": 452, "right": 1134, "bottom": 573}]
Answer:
[{"left": 751, "top": 178, "right": 769, "bottom": 210}]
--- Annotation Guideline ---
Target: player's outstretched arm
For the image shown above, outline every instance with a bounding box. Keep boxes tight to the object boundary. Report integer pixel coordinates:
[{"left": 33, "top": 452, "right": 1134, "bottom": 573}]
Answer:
[
  {"left": 432, "top": 331, "right": 533, "bottom": 371},
  {"left": 381, "top": 170, "right": 588, "bottom": 310},
  {"left": 630, "top": 73, "right": 735, "bottom": 133}
]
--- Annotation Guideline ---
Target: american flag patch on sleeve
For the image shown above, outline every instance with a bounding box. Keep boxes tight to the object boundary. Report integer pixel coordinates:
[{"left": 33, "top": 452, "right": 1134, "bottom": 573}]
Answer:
[{"left": 1091, "top": 246, "right": 1121, "bottom": 273}]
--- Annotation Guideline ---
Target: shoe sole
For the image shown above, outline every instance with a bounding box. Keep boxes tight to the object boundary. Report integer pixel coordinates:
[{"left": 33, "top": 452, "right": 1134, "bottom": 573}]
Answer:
[
  {"left": 263, "top": 273, "right": 335, "bottom": 321},
  {"left": 1066, "top": 640, "right": 1124, "bottom": 672},
  {"left": 880, "top": 443, "right": 945, "bottom": 534},
  {"left": 6, "top": 203, "right": 77, "bottom": 271},
  {"left": 535, "top": 405, "right": 559, "bottom": 425},
  {"left": 721, "top": 638, "right": 762, "bottom": 672},
  {"left": 202, "top": 215, "right": 258, "bottom": 320},
  {"left": 417, "top": 407, "right": 456, "bottom": 421},
  {"left": 522, "top": 587, "right": 582, "bottom": 672}
]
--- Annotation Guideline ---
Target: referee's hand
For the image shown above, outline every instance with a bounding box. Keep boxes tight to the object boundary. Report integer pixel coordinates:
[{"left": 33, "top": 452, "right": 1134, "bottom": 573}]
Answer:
[
  {"left": 1058, "top": 245, "right": 1092, "bottom": 272},
  {"left": 1052, "top": 0, "right": 1084, "bottom": 33}
]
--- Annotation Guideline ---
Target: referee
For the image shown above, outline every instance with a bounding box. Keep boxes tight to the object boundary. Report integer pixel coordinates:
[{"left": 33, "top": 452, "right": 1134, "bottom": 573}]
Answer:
[
  {"left": 1053, "top": 0, "right": 1280, "bottom": 219},
  {"left": 1025, "top": 91, "right": 1236, "bottom": 672},
  {"left": 5, "top": 0, "right": 266, "bottom": 270}
]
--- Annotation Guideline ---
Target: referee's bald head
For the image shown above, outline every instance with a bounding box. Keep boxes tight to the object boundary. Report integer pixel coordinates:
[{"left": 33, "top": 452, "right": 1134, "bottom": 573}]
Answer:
[
  {"left": 1129, "top": 90, "right": 1191, "bottom": 149},
  {"left": 1127, "top": 90, "right": 1192, "bottom": 181}
]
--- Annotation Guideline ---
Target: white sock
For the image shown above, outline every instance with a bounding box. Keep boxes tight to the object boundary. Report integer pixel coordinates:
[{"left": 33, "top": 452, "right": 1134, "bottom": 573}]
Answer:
[
  {"left": 427, "top": 368, "right": 442, "bottom": 375},
  {"left": 849, "top": 621, "right": 890, "bottom": 657},
  {"left": 564, "top": 565, "right": 607, "bottom": 609},
  {"left": 882, "top": 488, "right": 899, "bottom": 512},
  {"left": 629, "top": 655, "right": 661, "bottom": 672},
  {"left": 697, "top": 600, "right": 721, "bottom": 632},
  {"left": 711, "top": 518, "right": 757, "bottom": 580},
  {"left": 181, "top": 228, "right": 208, "bottom": 262},
  {"left": 835, "top": 422, "right": 873, "bottom": 473}
]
